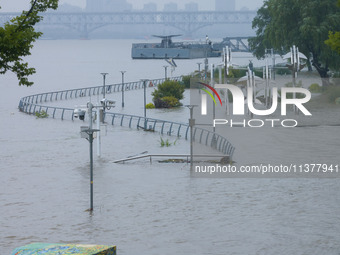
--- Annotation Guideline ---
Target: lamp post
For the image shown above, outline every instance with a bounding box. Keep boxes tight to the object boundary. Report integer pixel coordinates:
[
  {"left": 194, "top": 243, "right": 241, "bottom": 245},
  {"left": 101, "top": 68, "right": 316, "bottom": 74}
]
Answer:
[
  {"left": 197, "top": 62, "right": 202, "bottom": 78},
  {"left": 283, "top": 45, "right": 307, "bottom": 114},
  {"left": 76, "top": 99, "right": 115, "bottom": 211},
  {"left": 79, "top": 103, "right": 99, "bottom": 211},
  {"left": 263, "top": 55, "right": 271, "bottom": 108},
  {"left": 141, "top": 79, "right": 148, "bottom": 129},
  {"left": 87, "top": 103, "right": 95, "bottom": 211},
  {"left": 185, "top": 105, "right": 197, "bottom": 170},
  {"left": 224, "top": 46, "right": 232, "bottom": 83},
  {"left": 223, "top": 46, "right": 232, "bottom": 115},
  {"left": 163, "top": 66, "right": 168, "bottom": 80},
  {"left": 204, "top": 35, "right": 210, "bottom": 81},
  {"left": 120, "top": 71, "right": 126, "bottom": 108},
  {"left": 210, "top": 64, "right": 216, "bottom": 133},
  {"left": 100, "top": 73, "right": 108, "bottom": 99},
  {"left": 271, "top": 48, "right": 276, "bottom": 80}
]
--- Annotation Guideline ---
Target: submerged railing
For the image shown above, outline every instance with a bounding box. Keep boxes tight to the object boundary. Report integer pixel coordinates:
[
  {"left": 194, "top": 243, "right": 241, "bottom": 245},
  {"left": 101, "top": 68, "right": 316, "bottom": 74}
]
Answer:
[
  {"left": 105, "top": 112, "right": 235, "bottom": 156},
  {"left": 19, "top": 77, "right": 181, "bottom": 105},
  {"left": 18, "top": 76, "right": 235, "bottom": 158}
]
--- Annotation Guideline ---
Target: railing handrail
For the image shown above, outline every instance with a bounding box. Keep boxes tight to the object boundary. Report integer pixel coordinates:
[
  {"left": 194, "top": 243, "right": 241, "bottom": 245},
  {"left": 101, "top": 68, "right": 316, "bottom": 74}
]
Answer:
[
  {"left": 18, "top": 76, "right": 235, "bottom": 158},
  {"left": 113, "top": 154, "right": 229, "bottom": 163},
  {"left": 19, "top": 76, "right": 183, "bottom": 104}
]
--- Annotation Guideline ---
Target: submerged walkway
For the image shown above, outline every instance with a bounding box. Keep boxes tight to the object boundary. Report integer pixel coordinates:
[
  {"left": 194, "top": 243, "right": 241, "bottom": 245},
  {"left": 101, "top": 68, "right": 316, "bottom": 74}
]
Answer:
[{"left": 18, "top": 76, "right": 235, "bottom": 158}]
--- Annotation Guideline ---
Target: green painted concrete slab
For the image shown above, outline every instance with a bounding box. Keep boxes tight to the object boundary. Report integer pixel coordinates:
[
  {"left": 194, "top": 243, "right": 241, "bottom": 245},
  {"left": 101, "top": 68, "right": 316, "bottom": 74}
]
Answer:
[{"left": 12, "top": 243, "right": 116, "bottom": 255}]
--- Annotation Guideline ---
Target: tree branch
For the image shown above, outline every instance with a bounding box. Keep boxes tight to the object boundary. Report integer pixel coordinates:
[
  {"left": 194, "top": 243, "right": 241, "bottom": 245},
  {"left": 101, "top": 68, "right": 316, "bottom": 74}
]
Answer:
[
  {"left": 15, "top": 0, "right": 38, "bottom": 32},
  {"left": 26, "top": 0, "right": 38, "bottom": 17}
]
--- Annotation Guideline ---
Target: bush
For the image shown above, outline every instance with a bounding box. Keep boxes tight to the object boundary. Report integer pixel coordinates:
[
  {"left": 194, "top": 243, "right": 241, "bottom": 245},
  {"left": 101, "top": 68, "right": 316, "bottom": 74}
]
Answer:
[
  {"left": 325, "top": 86, "right": 340, "bottom": 104},
  {"left": 145, "top": 103, "right": 155, "bottom": 109},
  {"left": 332, "top": 72, "right": 340, "bottom": 78},
  {"left": 309, "top": 83, "right": 322, "bottom": 93},
  {"left": 285, "top": 80, "right": 303, "bottom": 88},
  {"left": 152, "top": 80, "right": 184, "bottom": 101},
  {"left": 35, "top": 110, "right": 49, "bottom": 118},
  {"left": 181, "top": 75, "right": 191, "bottom": 89},
  {"left": 278, "top": 81, "right": 305, "bottom": 100},
  {"left": 278, "top": 90, "right": 306, "bottom": 100},
  {"left": 152, "top": 80, "right": 184, "bottom": 108},
  {"left": 276, "top": 68, "right": 292, "bottom": 75},
  {"left": 154, "top": 96, "right": 181, "bottom": 108},
  {"left": 227, "top": 67, "right": 247, "bottom": 78},
  {"left": 253, "top": 69, "right": 263, "bottom": 78}
]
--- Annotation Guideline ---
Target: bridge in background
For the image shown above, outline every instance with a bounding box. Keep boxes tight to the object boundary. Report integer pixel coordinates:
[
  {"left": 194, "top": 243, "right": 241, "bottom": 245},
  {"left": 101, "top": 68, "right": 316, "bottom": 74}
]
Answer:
[{"left": 0, "top": 11, "right": 256, "bottom": 38}]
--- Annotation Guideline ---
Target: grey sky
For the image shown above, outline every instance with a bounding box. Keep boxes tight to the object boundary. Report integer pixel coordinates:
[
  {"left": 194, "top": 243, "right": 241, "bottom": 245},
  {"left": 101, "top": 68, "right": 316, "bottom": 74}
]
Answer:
[{"left": 0, "top": 0, "right": 264, "bottom": 12}]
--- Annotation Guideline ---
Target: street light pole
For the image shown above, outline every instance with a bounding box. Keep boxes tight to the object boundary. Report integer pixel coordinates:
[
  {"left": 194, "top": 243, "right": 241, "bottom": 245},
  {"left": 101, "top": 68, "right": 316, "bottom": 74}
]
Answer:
[
  {"left": 163, "top": 66, "right": 168, "bottom": 80},
  {"left": 205, "top": 35, "right": 209, "bottom": 81},
  {"left": 100, "top": 73, "right": 108, "bottom": 99},
  {"left": 141, "top": 79, "right": 148, "bottom": 129},
  {"left": 87, "top": 103, "right": 94, "bottom": 211},
  {"left": 76, "top": 100, "right": 114, "bottom": 211},
  {"left": 81, "top": 102, "right": 98, "bottom": 211},
  {"left": 197, "top": 62, "right": 202, "bottom": 77},
  {"left": 89, "top": 135, "right": 94, "bottom": 211},
  {"left": 120, "top": 71, "right": 126, "bottom": 108},
  {"left": 186, "top": 105, "right": 197, "bottom": 170},
  {"left": 210, "top": 64, "right": 215, "bottom": 133}
]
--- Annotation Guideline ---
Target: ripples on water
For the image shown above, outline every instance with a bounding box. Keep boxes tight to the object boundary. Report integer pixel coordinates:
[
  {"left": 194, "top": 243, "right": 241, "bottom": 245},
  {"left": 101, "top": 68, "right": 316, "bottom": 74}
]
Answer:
[{"left": 1, "top": 40, "right": 340, "bottom": 254}]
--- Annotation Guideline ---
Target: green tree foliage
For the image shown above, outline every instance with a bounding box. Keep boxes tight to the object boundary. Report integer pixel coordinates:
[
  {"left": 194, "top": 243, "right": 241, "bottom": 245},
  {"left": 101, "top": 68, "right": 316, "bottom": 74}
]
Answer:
[
  {"left": 152, "top": 80, "right": 184, "bottom": 108},
  {"left": 326, "top": 32, "right": 340, "bottom": 54},
  {"left": 325, "top": 0, "right": 340, "bottom": 54},
  {"left": 249, "top": 0, "right": 340, "bottom": 83},
  {"left": 181, "top": 75, "right": 191, "bottom": 89},
  {"left": 0, "top": 0, "right": 58, "bottom": 86},
  {"left": 152, "top": 80, "right": 184, "bottom": 101},
  {"left": 145, "top": 102, "right": 155, "bottom": 109},
  {"left": 309, "top": 83, "right": 322, "bottom": 93},
  {"left": 153, "top": 96, "right": 181, "bottom": 108},
  {"left": 325, "top": 86, "right": 340, "bottom": 103}
]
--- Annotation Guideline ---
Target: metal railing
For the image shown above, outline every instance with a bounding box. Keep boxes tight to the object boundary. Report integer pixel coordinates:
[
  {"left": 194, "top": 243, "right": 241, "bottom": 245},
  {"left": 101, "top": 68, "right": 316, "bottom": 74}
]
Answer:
[
  {"left": 105, "top": 112, "right": 235, "bottom": 156},
  {"left": 18, "top": 76, "right": 235, "bottom": 158},
  {"left": 113, "top": 154, "right": 229, "bottom": 164},
  {"left": 19, "top": 77, "right": 182, "bottom": 105}
]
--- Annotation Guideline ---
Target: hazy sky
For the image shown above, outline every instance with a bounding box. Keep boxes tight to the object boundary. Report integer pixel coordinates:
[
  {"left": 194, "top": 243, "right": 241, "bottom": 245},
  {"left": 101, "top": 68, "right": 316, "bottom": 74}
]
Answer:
[{"left": 0, "top": 0, "right": 264, "bottom": 12}]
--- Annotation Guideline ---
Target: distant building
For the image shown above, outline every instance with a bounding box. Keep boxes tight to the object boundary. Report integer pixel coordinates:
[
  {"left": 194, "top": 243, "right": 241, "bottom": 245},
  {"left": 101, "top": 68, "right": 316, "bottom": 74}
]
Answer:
[
  {"left": 215, "top": 0, "right": 235, "bottom": 11},
  {"left": 163, "top": 2, "right": 178, "bottom": 12},
  {"left": 184, "top": 2, "right": 199, "bottom": 12},
  {"left": 86, "top": 0, "right": 132, "bottom": 12},
  {"left": 143, "top": 2, "right": 157, "bottom": 12}
]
